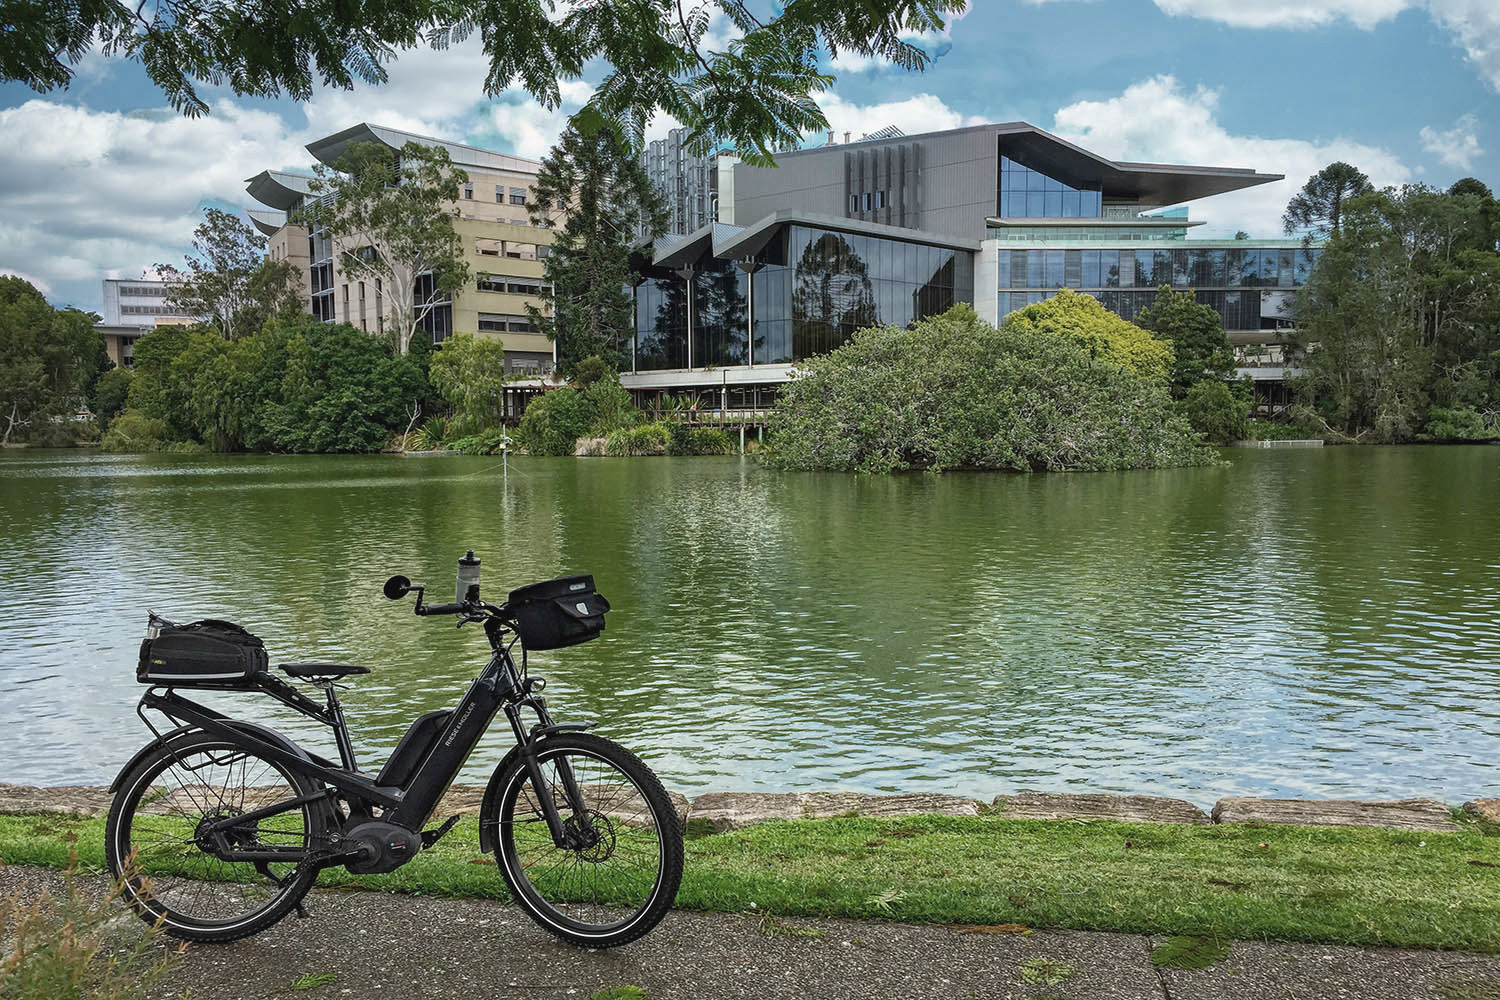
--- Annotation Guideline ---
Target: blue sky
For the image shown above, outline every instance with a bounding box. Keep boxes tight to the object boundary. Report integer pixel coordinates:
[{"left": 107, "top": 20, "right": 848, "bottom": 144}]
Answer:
[{"left": 1, "top": 0, "right": 1495, "bottom": 314}]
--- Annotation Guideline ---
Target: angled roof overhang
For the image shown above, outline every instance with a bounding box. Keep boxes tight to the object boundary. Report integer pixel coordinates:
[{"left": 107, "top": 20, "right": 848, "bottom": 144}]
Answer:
[
  {"left": 990, "top": 123, "right": 1283, "bottom": 204},
  {"left": 244, "top": 170, "right": 314, "bottom": 211},
  {"left": 246, "top": 209, "right": 289, "bottom": 236},
  {"left": 305, "top": 123, "right": 544, "bottom": 174},
  {"left": 711, "top": 211, "right": 979, "bottom": 263}
]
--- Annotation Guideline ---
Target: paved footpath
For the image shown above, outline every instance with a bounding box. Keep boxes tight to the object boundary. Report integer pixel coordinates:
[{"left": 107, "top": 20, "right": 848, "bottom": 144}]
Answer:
[{"left": 5, "top": 866, "right": 1499, "bottom": 1000}]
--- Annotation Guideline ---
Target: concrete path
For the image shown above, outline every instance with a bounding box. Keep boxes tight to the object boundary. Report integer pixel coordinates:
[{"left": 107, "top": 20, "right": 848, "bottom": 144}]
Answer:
[{"left": 4, "top": 865, "right": 1498, "bottom": 1000}]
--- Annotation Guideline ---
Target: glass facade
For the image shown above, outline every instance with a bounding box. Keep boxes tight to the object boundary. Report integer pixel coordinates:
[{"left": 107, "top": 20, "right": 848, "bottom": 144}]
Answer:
[
  {"left": 996, "top": 245, "right": 1322, "bottom": 330},
  {"left": 998, "top": 155, "right": 1103, "bottom": 219},
  {"left": 633, "top": 224, "right": 974, "bottom": 371}
]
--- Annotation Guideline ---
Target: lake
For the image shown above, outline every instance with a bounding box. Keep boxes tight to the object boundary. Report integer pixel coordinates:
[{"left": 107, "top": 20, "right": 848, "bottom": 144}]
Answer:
[{"left": 1, "top": 446, "right": 1497, "bottom": 807}]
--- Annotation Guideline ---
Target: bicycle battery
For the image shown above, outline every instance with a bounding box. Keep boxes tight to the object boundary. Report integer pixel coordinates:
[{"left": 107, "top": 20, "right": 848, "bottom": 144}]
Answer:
[{"left": 376, "top": 710, "right": 454, "bottom": 787}]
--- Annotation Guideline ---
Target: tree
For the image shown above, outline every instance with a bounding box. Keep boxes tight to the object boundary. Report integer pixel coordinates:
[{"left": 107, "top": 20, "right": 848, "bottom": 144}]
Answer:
[
  {"left": 1134, "top": 285, "right": 1236, "bottom": 399},
  {"left": 1293, "top": 189, "right": 1429, "bottom": 441},
  {"left": 429, "top": 333, "right": 509, "bottom": 431},
  {"left": 528, "top": 125, "right": 666, "bottom": 375},
  {"left": 0, "top": 276, "right": 103, "bottom": 443},
  {"left": 155, "top": 208, "right": 301, "bottom": 340},
  {"left": 1283, "top": 162, "right": 1373, "bottom": 241},
  {"left": 1180, "top": 380, "right": 1249, "bottom": 445},
  {"left": 1002, "top": 289, "right": 1174, "bottom": 383},
  {"left": 1450, "top": 177, "right": 1494, "bottom": 200},
  {"left": 762, "top": 304, "right": 1213, "bottom": 474},
  {"left": 3, "top": 1, "right": 961, "bottom": 164},
  {"left": 91, "top": 366, "right": 134, "bottom": 427},
  {"left": 302, "top": 141, "right": 471, "bottom": 355}
]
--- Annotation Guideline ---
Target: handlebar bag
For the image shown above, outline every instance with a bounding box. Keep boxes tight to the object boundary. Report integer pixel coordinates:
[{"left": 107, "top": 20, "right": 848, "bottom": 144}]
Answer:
[
  {"left": 508, "top": 576, "right": 611, "bottom": 650},
  {"left": 138, "top": 618, "right": 269, "bottom": 686}
]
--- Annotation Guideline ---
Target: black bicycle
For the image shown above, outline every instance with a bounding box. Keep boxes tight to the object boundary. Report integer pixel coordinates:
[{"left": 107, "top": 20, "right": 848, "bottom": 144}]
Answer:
[{"left": 105, "top": 552, "right": 684, "bottom": 947}]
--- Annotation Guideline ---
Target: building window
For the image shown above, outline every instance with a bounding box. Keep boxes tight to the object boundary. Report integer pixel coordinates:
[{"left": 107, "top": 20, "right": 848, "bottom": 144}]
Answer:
[
  {"left": 509, "top": 188, "right": 527, "bottom": 205},
  {"left": 998, "top": 151, "right": 1102, "bottom": 219},
  {"left": 496, "top": 185, "right": 505, "bottom": 203},
  {"left": 463, "top": 182, "right": 474, "bottom": 199}
]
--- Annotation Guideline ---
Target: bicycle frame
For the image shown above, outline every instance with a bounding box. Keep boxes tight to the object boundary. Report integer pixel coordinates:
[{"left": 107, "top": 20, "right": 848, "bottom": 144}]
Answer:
[{"left": 136, "top": 615, "right": 595, "bottom": 867}]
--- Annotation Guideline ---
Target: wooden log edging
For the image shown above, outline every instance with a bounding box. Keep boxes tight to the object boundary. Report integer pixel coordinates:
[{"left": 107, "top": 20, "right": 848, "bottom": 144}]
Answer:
[{"left": 0, "top": 782, "right": 1478, "bottom": 833}]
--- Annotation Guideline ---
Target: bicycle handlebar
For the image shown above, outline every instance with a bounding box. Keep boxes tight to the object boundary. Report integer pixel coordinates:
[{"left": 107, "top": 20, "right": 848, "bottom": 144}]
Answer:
[{"left": 416, "top": 602, "right": 468, "bottom": 616}]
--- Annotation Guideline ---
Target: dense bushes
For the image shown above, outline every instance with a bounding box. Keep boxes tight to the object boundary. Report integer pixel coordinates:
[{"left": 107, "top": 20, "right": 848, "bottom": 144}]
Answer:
[
  {"left": 762, "top": 304, "right": 1215, "bottom": 473},
  {"left": 515, "top": 387, "right": 596, "bottom": 456},
  {"left": 603, "top": 423, "right": 669, "bottom": 456},
  {"left": 666, "top": 423, "right": 735, "bottom": 455},
  {"left": 1179, "top": 380, "right": 1250, "bottom": 445},
  {"left": 1004, "top": 289, "right": 1174, "bottom": 382},
  {"left": 106, "top": 318, "right": 427, "bottom": 453}
]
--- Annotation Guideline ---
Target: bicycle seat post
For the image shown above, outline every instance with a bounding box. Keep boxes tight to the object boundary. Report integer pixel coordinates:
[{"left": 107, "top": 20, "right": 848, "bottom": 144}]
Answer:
[{"left": 315, "top": 679, "right": 358, "bottom": 772}]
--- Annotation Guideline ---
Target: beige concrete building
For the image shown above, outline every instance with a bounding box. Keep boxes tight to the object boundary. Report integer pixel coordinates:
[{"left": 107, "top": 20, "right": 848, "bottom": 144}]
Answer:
[
  {"left": 245, "top": 123, "right": 559, "bottom": 373},
  {"left": 95, "top": 277, "right": 201, "bottom": 367}
]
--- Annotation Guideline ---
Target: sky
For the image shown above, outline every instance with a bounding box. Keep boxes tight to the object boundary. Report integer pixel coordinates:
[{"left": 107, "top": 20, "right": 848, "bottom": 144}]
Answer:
[{"left": 1, "top": 0, "right": 1496, "bottom": 315}]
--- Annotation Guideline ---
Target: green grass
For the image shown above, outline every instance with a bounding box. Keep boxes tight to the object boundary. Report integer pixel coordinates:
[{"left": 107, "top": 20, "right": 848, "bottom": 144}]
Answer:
[
  {"left": 289, "top": 971, "right": 339, "bottom": 990},
  {"left": 6, "top": 812, "right": 1500, "bottom": 952}
]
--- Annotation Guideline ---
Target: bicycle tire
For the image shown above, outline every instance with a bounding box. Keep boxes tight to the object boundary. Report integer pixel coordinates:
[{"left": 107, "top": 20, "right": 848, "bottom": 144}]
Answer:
[{"left": 490, "top": 733, "right": 684, "bottom": 948}]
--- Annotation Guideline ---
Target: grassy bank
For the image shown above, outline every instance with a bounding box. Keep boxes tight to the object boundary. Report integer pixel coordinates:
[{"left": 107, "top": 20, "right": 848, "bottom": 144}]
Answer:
[{"left": 4, "top": 812, "right": 1499, "bottom": 952}]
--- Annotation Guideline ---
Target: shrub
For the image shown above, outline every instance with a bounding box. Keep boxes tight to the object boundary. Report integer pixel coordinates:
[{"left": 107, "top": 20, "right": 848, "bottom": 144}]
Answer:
[
  {"left": 584, "top": 375, "right": 641, "bottom": 435},
  {"left": 1422, "top": 406, "right": 1500, "bottom": 441},
  {"left": 100, "top": 409, "right": 175, "bottom": 453},
  {"left": 603, "top": 422, "right": 669, "bottom": 456},
  {"left": 0, "top": 855, "right": 181, "bottom": 1000},
  {"left": 1003, "top": 289, "right": 1174, "bottom": 382},
  {"left": 665, "top": 423, "right": 736, "bottom": 456},
  {"left": 516, "top": 387, "right": 594, "bottom": 456},
  {"left": 448, "top": 427, "right": 513, "bottom": 455},
  {"left": 1179, "top": 380, "right": 1250, "bottom": 445},
  {"left": 574, "top": 355, "right": 614, "bottom": 388},
  {"left": 26, "top": 419, "right": 85, "bottom": 448},
  {"left": 762, "top": 304, "right": 1215, "bottom": 474}
]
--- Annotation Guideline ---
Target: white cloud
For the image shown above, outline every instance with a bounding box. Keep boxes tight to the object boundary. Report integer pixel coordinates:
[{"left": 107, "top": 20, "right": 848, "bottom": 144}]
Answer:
[
  {"left": 828, "top": 6, "right": 970, "bottom": 74},
  {"left": 1427, "top": 0, "right": 1500, "bottom": 89},
  {"left": 1420, "top": 113, "right": 1484, "bottom": 169},
  {"left": 1051, "top": 76, "right": 1411, "bottom": 237},
  {"left": 814, "top": 92, "right": 987, "bottom": 144},
  {"left": 1, "top": 270, "right": 52, "bottom": 296},
  {"left": 0, "top": 98, "right": 308, "bottom": 302},
  {"left": 1151, "top": 0, "right": 1406, "bottom": 29},
  {"left": 1032, "top": 0, "right": 1500, "bottom": 89}
]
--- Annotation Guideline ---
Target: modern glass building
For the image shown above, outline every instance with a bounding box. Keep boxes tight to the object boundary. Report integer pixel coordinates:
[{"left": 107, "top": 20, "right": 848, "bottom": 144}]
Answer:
[
  {"left": 626, "top": 122, "right": 1313, "bottom": 406},
  {"left": 632, "top": 217, "right": 974, "bottom": 375}
]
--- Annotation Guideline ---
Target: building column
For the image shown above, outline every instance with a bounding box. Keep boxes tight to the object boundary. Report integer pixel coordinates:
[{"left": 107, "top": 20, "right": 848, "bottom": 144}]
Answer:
[
  {"left": 674, "top": 265, "right": 696, "bottom": 370},
  {"left": 736, "top": 258, "right": 763, "bottom": 367}
]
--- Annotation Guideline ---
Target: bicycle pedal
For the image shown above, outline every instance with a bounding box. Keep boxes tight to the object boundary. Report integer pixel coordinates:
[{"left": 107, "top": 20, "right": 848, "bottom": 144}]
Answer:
[{"left": 422, "top": 815, "right": 461, "bottom": 849}]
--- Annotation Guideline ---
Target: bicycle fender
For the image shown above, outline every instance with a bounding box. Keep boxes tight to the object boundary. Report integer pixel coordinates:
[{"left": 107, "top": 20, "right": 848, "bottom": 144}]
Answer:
[{"left": 107, "top": 721, "right": 316, "bottom": 793}]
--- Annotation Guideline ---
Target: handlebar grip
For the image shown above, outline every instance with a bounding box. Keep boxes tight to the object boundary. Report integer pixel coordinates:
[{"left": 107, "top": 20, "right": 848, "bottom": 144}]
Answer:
[{"left": 417, "top": 602, "right": 468, "bottom": 616}]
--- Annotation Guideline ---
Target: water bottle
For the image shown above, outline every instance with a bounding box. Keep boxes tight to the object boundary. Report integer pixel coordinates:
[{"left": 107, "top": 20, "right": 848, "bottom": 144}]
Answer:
[{"left": 456, "top": 550, "right": 481, "bottom": 604}]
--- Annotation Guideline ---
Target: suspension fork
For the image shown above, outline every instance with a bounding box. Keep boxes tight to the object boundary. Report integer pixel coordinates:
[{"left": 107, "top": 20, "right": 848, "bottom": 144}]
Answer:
[{"left": 504, "top": 698, "right": 596, "bottom": 850}]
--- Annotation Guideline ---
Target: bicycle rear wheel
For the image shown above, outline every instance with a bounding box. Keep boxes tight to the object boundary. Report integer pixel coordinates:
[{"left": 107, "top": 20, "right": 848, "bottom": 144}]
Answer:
[
  {"left": 105, "top": 731, "right": 326, "bottom": 942},
  {"left": 491, "top": 733, "right": 683, "bottom": 948}
]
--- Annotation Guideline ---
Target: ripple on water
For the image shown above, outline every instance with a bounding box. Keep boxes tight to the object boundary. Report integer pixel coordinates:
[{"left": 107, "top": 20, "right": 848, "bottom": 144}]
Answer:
[{"left": 2, "top": 448, "right": 1499, "bottom": 804}]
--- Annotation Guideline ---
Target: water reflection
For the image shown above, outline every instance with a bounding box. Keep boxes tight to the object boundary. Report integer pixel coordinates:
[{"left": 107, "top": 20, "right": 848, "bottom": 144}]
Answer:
[{"left": 2, "top": 447, "right": 1498, "bottom": 807}]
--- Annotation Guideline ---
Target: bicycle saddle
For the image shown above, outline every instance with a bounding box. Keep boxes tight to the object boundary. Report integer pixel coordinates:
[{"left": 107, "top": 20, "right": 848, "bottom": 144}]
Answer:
[{"left": 279, "top": 663, "right": 372, "bottom": 680}]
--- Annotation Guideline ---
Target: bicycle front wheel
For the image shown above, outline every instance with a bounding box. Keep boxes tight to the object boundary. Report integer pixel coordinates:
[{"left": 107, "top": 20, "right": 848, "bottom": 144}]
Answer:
[
  {"left": 105, "top": 731, "right": 326, "bottom": 943},
  {"left": 492, "top": 733, "right": 684, "bottom": 948}
]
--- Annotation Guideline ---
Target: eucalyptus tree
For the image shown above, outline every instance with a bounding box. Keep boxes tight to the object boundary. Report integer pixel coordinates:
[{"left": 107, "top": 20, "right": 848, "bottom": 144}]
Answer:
[
  {"left": 301, "top": 141, "right": 471, "bottom": 355},
  {"left": 155, "top": 208, "right": 301, "bottom": 341},
  {"left": 4, "top": 0, "right": 963, "bottom": 163}
]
